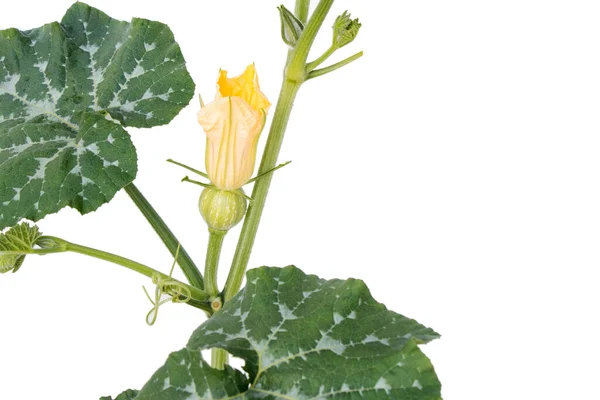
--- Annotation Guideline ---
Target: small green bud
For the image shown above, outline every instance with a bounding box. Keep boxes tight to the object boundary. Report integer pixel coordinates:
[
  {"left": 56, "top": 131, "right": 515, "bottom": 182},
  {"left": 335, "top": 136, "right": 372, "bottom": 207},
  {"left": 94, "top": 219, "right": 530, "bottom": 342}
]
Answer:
[
  {"left": 333, "top": 11, "right": 361, "bottom": 48},
  {"left": 199, "top": 187, "right": 247, "bottom": 232},
  {"left": 35, "top": 236, "right": 67, "bottom": 251},
  {"left": 278, "top": 5, "right": 304, "bottom": 47}
]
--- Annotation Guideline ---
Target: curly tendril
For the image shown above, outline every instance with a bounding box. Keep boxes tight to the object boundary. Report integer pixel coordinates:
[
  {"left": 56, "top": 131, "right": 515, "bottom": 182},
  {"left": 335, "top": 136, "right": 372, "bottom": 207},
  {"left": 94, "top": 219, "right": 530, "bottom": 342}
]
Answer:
[{"left": 142, "top": 244, "right": 191, "bottom": 325}]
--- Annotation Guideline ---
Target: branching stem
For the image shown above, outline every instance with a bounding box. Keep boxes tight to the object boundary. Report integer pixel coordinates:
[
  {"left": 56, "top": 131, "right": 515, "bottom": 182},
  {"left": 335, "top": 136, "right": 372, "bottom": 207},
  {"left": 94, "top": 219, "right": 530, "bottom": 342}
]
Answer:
[{"left": 224, "top": 0, "right": 337, "bottom": 302}]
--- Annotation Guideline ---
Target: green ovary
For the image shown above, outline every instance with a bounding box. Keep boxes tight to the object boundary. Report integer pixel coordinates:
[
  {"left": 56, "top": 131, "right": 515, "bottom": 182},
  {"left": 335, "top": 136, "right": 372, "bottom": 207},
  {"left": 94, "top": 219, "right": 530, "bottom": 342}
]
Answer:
[{"left": 199, "top": 187, "right": 247, "bottom": 232}]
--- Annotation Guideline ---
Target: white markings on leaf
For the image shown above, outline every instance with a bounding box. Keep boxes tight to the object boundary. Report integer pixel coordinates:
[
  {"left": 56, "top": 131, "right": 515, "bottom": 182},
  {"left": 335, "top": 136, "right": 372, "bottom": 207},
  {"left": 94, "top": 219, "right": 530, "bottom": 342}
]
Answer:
[
  {"left": 103, "top": 160, "right": 120, "bottom": 168},
  {"left": 33, "top": 61, "right": 48, "bottom": 72},
  {"left": 315, "top": 332, "right": 346, "bottom": 355},
  {"left": 375, "top": 377, "right": 392, "bottom": 393},
  {"left": 142, "top": 89, "right": 154, "bottom": 100},
  {"left": 0, "top": 73, "right": 21, "bottom": 93},
  {"left": 2, "top": 188, "right": 21, "bottom": 206},
  {"left": 122, "top": 100, "right": 136, "bottom": 112},
  {"left": 125, "top": 63, "right": 145, "bottom": 80},
  {"left": 85, "top": 142, "right": 100, "bottom": 155},
  {"left": 159, "top": 88, "right": 174, "bottom": 101},
  {"left": 0, "top": 2, "right": 198, "bottom": 228},
  {"left": 278, "top": 304, "right": 297, "bottom": 320},
  {"left": 80, "top": 43, "right": 100, "bottom": 56},
  {"left": 144, "top": 42, "right": 156, "bottom": 52},
  {"left": 69, "top": 165, "right": 81, "bottom": 175},
  {"left": 333, "top": 312, "right": 344, "bottom": 325},
  {"left": 81, "top": 29, "right": 104, "bottom": 110},
  {"left": 0, "top": 73, "right": 75, "bottom": 129},
  {"left": 161, "top": 377, "right": 170, "bottom": 390},
  {"left": 174, "top": 267, "right": 441, "bottom": 399},
  {"left": 362, "top": 334, "right": 378, "bottom": 344}
]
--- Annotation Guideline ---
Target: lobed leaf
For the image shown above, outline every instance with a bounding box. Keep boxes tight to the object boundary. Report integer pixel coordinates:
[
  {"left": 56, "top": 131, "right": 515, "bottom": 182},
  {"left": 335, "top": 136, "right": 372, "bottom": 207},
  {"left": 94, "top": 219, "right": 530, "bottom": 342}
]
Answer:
[
  {"left": 0, "top": 2, "right": 195, "bottom": 229},
  {"left": 137, "top": 266, "right": 442, "bottom": 399}
]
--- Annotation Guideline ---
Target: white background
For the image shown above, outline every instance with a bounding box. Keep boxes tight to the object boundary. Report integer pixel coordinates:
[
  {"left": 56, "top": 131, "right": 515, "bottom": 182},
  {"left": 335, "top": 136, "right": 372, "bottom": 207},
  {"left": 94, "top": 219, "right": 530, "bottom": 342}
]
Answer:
[{"left": 1, "top": 1, "right": 599, "bottom": 399}]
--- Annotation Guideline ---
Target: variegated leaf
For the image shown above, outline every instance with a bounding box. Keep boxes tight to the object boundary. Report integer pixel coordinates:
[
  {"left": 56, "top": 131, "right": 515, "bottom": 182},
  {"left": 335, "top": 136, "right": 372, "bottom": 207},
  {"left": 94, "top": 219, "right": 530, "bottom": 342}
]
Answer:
[
  {"left": 137, "top": 266, "right": 442, "bottom": 399},
  {"left": 0, "top": 2, "right": 195, "bottom": 228}
]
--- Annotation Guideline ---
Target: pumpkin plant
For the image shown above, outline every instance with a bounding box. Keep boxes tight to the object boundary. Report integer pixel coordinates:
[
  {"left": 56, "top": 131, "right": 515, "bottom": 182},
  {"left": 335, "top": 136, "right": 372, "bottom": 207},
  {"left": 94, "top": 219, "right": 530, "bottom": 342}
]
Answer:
[{"left": 0, "top": 1, "right": 442, "bottom": 398}]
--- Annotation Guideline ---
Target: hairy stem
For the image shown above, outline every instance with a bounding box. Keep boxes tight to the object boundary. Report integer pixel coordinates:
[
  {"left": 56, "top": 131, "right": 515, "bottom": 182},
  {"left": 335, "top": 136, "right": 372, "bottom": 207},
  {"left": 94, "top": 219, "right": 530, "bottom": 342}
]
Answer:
[
  {"left": 223, "top": 0, "right": 336, "bottom": 302},
  {"left": 124, "top": 183, "right": 204, "bottom": 289},
  {"left": 204, "top": 229, "right": 226, "bottom": 298},
  {"left": 287, "top": 0, "right": 335, "bottom": 82},
  {"left": 211, "top": 348, "right": 229, "bottom": 370},
  {"left": 224, "top": 81, "right": 301, "bottom": 301},
  {"left": 37, "top": 236, "right": 211, "bottom": 311},
  {"left": 295, "top": 0, "right": 311, "bottom": 24}
]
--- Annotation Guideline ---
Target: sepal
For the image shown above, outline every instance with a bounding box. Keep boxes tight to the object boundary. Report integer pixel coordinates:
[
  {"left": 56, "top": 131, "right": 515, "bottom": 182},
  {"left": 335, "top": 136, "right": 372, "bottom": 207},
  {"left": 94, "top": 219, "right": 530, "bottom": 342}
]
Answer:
[{"left": 278, "top": 5, "right": 304, "bottom": 47}]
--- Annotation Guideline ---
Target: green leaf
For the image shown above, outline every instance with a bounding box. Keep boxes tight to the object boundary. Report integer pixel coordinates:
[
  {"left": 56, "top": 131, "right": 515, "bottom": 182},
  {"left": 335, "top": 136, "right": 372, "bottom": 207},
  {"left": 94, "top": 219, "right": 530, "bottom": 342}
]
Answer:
[
  {"left": 136, "top": 350, "right": 248, "bottom": 400},
  {"left": 137, "top": 266, "right": 442, "bottom": 399},
  {"left": 0, "top": 2, "right": 195, "bottom": 229},
  {"left": 100, "top": 389, "right": 139, "bottom": 400},
  {"left": 0, "top": 222, "right": 41, "bottom": 273}
]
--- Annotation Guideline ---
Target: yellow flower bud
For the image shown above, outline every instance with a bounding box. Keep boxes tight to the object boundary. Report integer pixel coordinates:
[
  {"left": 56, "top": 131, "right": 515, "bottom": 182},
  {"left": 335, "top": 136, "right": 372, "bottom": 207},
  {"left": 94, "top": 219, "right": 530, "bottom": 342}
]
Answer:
[{"left": 198, "top": 64, "right": 270, "bottom": 191}]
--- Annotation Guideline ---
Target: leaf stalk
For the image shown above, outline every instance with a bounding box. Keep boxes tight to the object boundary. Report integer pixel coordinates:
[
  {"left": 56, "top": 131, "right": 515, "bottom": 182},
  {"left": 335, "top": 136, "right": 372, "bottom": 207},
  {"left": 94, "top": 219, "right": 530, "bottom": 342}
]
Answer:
[{"left": 124, "top": 183, "right": 204, "bottom": 289}]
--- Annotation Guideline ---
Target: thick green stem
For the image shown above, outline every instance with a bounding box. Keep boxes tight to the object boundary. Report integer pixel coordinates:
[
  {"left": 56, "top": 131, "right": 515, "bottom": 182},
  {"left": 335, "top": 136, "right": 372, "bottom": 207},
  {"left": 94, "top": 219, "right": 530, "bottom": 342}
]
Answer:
[
  {"left": 223, "top": 81, "right": 301, "bottom": 301},
  {"left": 38, "top": 236, "right": 211, "bottom": 311},
  {"left": 206, "top": 227, "right": 227, "bottom": 369},
  {"left": 124, "top": 183, "right": 204, "bottom": 289},
  {"left": 211, "top": 348, "right": 229, "bottom": 370},
  {"left": 206, "top": 230, "right": 227, "bottom": 368},
  {"left": 204, "top": 229, "right": 226, "bottom": 298},
  {"left": 287, "top": 0, "right": 335, "bottom": 82},
  {"left": 223, "top": 0, "right": 335, "bottom": 302},
  {"left": 295, "top": 0, "right": 311, "bottom": 24}
]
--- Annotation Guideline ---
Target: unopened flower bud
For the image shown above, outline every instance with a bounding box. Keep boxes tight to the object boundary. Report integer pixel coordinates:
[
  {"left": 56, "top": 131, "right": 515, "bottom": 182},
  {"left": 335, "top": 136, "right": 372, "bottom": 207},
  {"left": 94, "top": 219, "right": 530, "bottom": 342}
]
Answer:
[
  {"left": 199, "top": 187, "right": 247, "bottom": 232},
  {"left": 333, "top": 11, "right": 361, "bottom": 48},
  {"left": 198, "top": 64, "right": 271, "bottom": 191},
  {"left": 278, "top": 5, "right": 304, "bottom": 48}
]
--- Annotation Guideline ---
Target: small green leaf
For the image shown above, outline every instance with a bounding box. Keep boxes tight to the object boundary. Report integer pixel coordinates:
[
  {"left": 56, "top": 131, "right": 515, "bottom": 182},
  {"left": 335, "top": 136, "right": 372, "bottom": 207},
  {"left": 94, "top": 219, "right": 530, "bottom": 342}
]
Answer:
[
  {"left": 0, "top": 2, "right": 195, "bottom": 229},
  {"left": 138, "top": 266, "right": 441, "bottom": 399},
  {"left": 0, "top": 222, "right": 41, "bottom": 273},
  {"left": 100, "top": 389, "right": 139, "bottom": 400}
]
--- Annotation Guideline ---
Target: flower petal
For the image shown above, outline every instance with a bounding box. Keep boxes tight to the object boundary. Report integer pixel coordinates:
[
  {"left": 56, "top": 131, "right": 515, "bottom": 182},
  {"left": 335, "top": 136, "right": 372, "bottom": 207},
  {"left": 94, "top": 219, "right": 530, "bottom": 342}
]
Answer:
[
  {"left": 198, "top": 97, "right": 264, "bottom": 190},
  {"left": 217, "top": 64, "right": 271, "bottom": 113}
]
